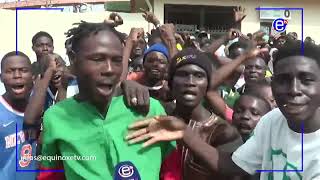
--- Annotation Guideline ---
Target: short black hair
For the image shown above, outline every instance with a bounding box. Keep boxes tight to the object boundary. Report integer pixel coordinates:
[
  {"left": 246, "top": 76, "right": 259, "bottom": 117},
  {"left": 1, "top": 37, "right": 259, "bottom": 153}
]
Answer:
[
  {"left": 273, "top": 40, "right": 320, "bottom": 68},
  {"left": 32, "top": 31, "right": 54, "bottom": 46},
  {"left": 234, "top": 91, "right": 272, "bottom": 112},
  {"left": 65, "top": 21, "right": 125, "bottom": 54},
  {"left": 228, "top": 41, "right": 249, "bottom": 53},
  {"left": 1, "top": 51, "right": 31, "bottom": 71}
]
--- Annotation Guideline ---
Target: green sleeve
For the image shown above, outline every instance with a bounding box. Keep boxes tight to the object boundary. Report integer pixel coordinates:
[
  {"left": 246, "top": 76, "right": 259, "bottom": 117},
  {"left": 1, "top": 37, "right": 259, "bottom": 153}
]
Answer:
[{"left": 40, "top": 110, "right": 60, "bottom": 168}]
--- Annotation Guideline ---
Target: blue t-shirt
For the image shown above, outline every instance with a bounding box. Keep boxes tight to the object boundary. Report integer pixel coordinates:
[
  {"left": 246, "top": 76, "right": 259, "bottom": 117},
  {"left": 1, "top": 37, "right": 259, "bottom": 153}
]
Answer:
[{"left": 0, "top": 96, "right": 37, "bottom": 180}]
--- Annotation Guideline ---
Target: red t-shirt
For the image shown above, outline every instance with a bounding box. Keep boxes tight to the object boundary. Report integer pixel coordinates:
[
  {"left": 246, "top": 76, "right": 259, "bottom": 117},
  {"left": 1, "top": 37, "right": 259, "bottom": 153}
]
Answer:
[{"left": 160, "top": 147, "right": 182, "bottom": 180}]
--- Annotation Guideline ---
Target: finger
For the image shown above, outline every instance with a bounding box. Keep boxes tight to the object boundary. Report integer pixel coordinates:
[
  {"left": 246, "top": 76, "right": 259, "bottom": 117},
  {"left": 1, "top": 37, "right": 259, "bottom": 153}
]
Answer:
[
  {"left": 143, "top": 89, "right": 150, "bottom": 111},
  {"left": 143, "top": 138, "right": 159, "bottom": 148},
  {"left": 140, "top": 8, "right": 147, "bottom": 13},
  {"left": 233, "top": 8, "right": 236, "bottom": 12},
  {"left": 154, "top": 115, "right": 170, "bottom": 122},
  {"left": 126, "top": 128, "right": 148, "bottom": 140},
  {"left": 259, "top": 48, "right": 269, "bottom": 53},
  {"left": 136, "top": 89, "right": 144, "bottom": 107},
  {"left": 128, "top": 118, "right": 155, "bottom": 129},
  {"left": 124, "top": 86, "right": 133, "bottom": 107},
  {"left": 128, "top": 133, "right": 151, "bottom": 144}
]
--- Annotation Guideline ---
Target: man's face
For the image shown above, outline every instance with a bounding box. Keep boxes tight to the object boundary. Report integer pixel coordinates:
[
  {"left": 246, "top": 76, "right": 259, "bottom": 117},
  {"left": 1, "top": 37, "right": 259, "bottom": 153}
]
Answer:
[
  {"left": 51, "top": 57, "right": 66, "bottom": 88},
  {"left": 74, "top": 30, "right": 123, "bottom": 104},
  {"left": 172, "top": 64, "right": 208, "bottom": 108},
  {"left": 272, "top": 56, "right": 320, "bottom": 124},
  {"left": 275, "top": 37, "right": 286, "bottom": 49},
  {"left": 244, "top": 57, "right": 266, "bottom": 84},
  {"left": 131, "top": 38, "right": 146, "bottom": 58},
  {"left": 232, "top": 95, "right": 270, "bottom": 136},
  {"left": 0, "top": 56, "right": 33, "bottom": 100},
  {"left": 32, "top": 36, "right": 54, "bottom": 59},
  {"left": 143, "top": 52, "right": 168, "bottom": 81}
]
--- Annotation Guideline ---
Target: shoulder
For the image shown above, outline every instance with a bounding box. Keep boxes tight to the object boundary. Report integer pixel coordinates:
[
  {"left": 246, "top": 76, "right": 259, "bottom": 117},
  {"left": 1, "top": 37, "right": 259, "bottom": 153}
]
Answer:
[
  {"left": 258, "top": 108, "right": 285, "bottom": 128},
  {"left": 213, "top": 118, "right": 241, "bottom": 144},
  {"left": 43, "top": 98, "right": 75, "bottom": 120},
  {"left": 210, "top": 117, "right": 243, "bottom": 152}
]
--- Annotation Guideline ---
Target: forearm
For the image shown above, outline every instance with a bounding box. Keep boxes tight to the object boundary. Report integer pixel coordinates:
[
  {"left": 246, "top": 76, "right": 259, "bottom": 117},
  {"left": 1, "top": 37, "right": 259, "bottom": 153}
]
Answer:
[
  {"left": 182, "top": 127, "right": 248, "bottom": 175},
  {"left": 120, "top": 40, "right": 134, "bottom": 82},
  {"left": 206, "top": 91, "right": 227, "bottom": 118},
  {"left": 24, "top": 70, "right": 53, "bottom": 125},
  {"left": 209, "top": 54, "right": 247, "bottom": 90},
  {"left": 165, "top": 39, "right": 178, "bottom": 59},
  {"left": 207, "top": 35, "right": 228, "bottom": 55}
]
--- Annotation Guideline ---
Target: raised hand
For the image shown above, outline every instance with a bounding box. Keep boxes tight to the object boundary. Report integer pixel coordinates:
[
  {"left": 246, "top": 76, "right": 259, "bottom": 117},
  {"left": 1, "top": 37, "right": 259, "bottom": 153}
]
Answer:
[
  {"left": 159, "top": 24, "right": 176, "bottom": 45},
  {"left": 233, "top": 6, "right": 246, "bottom": 24},
  {"left": 128, "top": 28, "right": 144, "bottom": 44},
  {"left": 140, "top": 8, "right": 160, "bottom": 26},
  {"left": 226, "top": 28, "right": 242, "bottom": 41},
  {"left": 104, "top": 12, "right": 123, "bottom": 27},
  {"left": 126, "top": 116, "right": 187, "bottom": 147}
]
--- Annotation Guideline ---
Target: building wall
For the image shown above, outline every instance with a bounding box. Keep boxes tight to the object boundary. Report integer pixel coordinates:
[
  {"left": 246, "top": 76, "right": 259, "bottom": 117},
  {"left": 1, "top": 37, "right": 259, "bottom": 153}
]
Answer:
[
  {"left": 0, "top": 9, "right": 148, "bottom": 63},
  {"left": 154, "top": 0, "right": 320, "bottom": 43}
]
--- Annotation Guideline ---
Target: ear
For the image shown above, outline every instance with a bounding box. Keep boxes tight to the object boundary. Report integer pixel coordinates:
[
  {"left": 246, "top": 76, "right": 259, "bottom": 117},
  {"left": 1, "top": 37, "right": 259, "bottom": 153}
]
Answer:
[
  {"left": 32, "top": 45, "right": 36, "bottom": 52},
  {"left": 0, "top": 73, "right": 2, "bottom": 83},
  {"left": 68, "top": 50, "right": 76, "bottom": 66},
  {"left": 32, "top": 74, "right": 36, "bottom": 81}
]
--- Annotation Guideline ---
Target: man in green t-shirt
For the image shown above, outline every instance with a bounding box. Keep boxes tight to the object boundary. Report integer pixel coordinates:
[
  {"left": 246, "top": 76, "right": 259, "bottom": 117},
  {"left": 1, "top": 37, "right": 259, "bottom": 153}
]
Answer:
[{"left": 38, "top": 22, "right": 174, "bottom": 180}]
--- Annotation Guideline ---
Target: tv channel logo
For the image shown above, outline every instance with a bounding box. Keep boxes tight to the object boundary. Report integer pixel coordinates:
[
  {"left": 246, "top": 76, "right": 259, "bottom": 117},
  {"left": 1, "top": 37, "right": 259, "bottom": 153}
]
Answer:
[{"left": 272, "top": 18, "right": 288, "bottom": 33}]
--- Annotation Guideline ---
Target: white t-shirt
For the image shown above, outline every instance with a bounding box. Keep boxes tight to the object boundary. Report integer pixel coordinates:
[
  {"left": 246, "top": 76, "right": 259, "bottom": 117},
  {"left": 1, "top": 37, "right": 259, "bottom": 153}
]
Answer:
[{"left": 232, "top": 108, "right": 320, "bottom": 180}]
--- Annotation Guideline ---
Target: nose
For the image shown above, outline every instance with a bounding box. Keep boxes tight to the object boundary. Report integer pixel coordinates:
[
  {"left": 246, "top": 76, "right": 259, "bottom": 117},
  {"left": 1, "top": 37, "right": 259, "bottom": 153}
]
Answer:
[
  {"left": 185, "top": 74, "right": 196, "bottom": 86},
  {"left": 100, "top": 59, "right": 113, "bottom": 76},
  {"left": 13, "top": 70, "right": 22, "bottom": 79},
  {"left": 288, "top": 78, "right": 303, "bottom": 97},
  {"left": 240, "top": 110, "right": 251, "bottom": 121}
]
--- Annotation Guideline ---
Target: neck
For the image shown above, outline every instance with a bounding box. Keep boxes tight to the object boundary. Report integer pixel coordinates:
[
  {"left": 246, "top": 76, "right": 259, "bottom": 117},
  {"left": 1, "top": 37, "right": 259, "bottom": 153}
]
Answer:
[
  {"left": 174, "top": 103, "right": 211, "bottom": 123},
  {"left": 288, "top": 108, "right": 320, "bottom": 133},
  {"left": 2, "top": 93, "right": 28, "bottom": 112},
  {"left": 49, "top": 85, "right": 57, "bottom": 95},
  {"left": 145, "top": 77, "right": 163, "bottom": 87},
  {"left": 76, "top": 89, "right": 112, "bottom": 118}
]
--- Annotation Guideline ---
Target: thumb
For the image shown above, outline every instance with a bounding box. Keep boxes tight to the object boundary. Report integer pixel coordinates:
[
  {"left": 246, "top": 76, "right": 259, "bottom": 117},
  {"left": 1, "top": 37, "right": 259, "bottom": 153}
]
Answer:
[{"left": 154, "top": 115, "right": 171, "bottom": 122}]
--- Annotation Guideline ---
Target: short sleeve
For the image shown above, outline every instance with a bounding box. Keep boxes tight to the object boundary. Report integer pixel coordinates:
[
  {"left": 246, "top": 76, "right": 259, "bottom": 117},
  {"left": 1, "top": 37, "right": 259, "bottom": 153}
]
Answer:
[{"left": 231, "top": 114, "right": 271, "bottom": 175}]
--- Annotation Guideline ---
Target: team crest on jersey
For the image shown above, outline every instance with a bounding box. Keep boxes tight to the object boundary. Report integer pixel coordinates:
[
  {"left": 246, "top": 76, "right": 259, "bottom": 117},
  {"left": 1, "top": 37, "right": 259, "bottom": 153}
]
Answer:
[{"left": 19, "top": 144, "right": 33, "bottom": 168}]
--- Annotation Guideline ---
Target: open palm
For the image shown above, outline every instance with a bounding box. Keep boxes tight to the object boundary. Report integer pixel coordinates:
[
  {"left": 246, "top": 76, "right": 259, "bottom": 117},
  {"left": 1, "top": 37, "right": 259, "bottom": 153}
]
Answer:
[{"left": 126, "top": 116, "right": 186, "bottom": 147}]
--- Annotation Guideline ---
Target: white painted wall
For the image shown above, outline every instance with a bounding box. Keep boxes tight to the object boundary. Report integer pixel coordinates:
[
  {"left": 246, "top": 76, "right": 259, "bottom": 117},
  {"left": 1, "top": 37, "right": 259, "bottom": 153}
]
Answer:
[
  {"left": 0, "top": 9, "right": 149, "bottom": 63},
  {"left": 0, "top": 9, "right": 149, "bottom": 94}
]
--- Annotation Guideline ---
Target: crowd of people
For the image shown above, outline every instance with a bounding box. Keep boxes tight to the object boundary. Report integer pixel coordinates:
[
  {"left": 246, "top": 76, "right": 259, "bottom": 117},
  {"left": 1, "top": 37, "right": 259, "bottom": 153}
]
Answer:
[{"left": 1, "top": 6, "right": 320, "bottom": 180}]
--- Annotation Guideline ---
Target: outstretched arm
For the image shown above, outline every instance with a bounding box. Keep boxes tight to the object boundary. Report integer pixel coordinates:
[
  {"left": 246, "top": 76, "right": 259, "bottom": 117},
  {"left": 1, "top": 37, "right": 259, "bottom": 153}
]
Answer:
[{"left": 126, "top": 116, "right": 249, "bottom": 175}]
